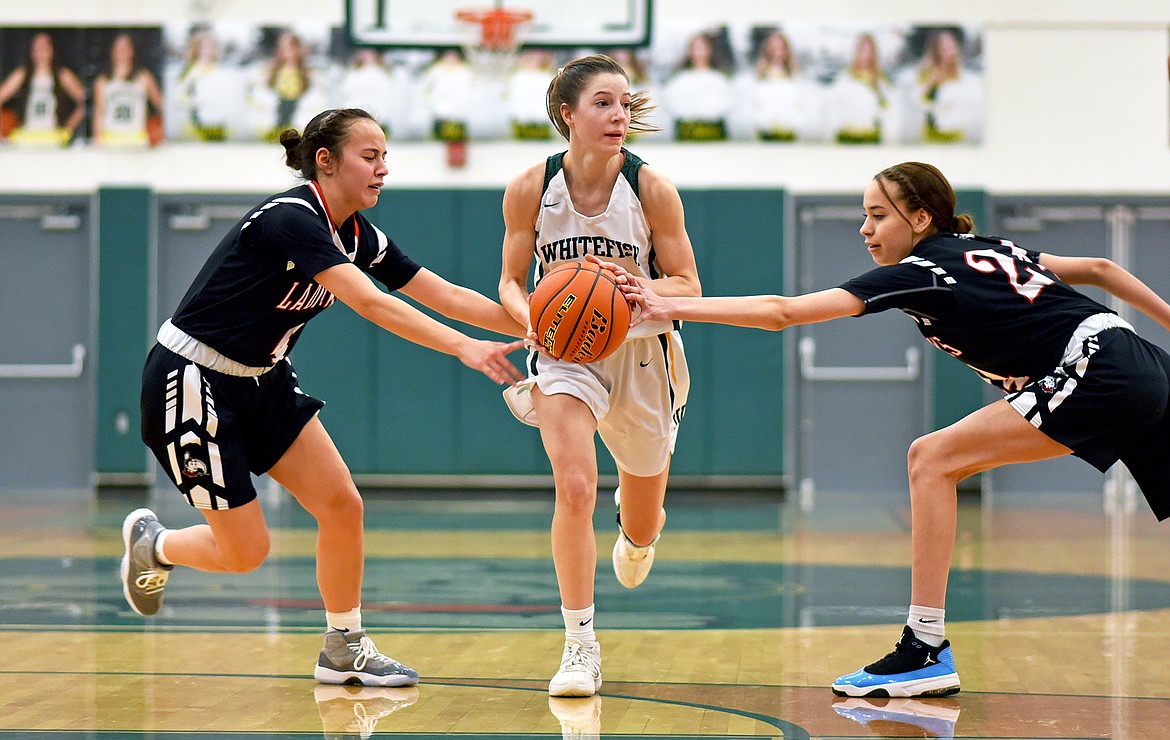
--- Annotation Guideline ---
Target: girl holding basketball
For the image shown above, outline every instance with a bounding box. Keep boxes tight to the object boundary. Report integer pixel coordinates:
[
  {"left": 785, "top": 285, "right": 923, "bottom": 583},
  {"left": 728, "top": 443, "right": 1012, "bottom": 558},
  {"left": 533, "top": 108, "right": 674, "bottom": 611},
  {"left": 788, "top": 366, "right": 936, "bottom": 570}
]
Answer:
[
  {"left": 122, "top": 108, "right": 526, "bottom": 687},
  {"left": 620, "top": 161, "right": 1170, "bottom": 698},
  {"left": 498, "top": 54, "right": 702, "bottom": 697}
]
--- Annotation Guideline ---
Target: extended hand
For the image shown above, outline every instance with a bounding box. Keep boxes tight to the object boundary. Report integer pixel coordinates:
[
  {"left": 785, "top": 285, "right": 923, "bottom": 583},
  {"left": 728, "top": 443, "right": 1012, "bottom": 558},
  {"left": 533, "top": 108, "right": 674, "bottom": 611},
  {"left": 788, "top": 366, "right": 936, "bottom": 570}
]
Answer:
[
  {"left": 461, "top": 338, "right": 527, "bottom": 385},
  {"left": 585, "top": 254, "right": 642, "bottom": 316},
  {"left": 621, "top": 281, "right": 669, "bottom": 328}
]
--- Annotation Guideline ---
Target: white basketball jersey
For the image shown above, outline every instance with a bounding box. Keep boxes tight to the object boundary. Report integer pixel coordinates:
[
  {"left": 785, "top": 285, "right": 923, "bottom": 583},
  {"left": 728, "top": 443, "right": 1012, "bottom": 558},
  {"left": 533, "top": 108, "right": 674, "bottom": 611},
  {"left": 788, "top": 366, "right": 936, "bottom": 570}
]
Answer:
[
  {"left": 534, "top": 149, "right": 674, "bottom": 338},
  {"left": 99, "top": 77, "right": 149, "bottom": 146},
  {"left": 24, "top": 74, "right": 59, "bottom": 131}
]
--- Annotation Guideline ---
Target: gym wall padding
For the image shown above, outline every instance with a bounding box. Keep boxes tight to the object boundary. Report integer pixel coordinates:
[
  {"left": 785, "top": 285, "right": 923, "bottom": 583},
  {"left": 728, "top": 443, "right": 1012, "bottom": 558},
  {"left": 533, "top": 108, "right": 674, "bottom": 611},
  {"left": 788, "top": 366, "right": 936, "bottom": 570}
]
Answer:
[
  {"left": 94, "top": 186, "right": 154, "bottom": 484},
  {"left": 78, "top": 185, "right": 987, "bottom": 485}
]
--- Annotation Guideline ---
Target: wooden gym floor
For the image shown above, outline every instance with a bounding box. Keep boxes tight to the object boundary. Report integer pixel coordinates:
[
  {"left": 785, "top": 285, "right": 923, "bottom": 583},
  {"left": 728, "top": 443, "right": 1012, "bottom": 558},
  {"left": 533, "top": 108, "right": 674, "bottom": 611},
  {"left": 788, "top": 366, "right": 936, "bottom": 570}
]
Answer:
[{"left": 1, "top": 484, "right": 1169, "bottom": 739}]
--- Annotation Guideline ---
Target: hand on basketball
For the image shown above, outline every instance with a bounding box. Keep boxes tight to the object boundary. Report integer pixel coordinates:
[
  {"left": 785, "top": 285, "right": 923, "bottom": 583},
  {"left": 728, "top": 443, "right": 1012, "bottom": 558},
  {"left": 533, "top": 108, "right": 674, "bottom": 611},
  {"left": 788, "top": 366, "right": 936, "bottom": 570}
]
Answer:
[
  {"left": 584, "top": 254, "right": 642, "bottom": 318},
  {"left": 584, "top": 255, "right": 637, "bottom": 287},
  {"left": 523, "top": 327, "right": 553, "bottom": 358},
  {"left": 585, "top": 255, "right": 660, "bottom": 327},
  {"left": 624, "top": 282, "right": 667, "bottom": 328},
  {"left": 459, "top": 338, "right": 527, "bottom": 385}
]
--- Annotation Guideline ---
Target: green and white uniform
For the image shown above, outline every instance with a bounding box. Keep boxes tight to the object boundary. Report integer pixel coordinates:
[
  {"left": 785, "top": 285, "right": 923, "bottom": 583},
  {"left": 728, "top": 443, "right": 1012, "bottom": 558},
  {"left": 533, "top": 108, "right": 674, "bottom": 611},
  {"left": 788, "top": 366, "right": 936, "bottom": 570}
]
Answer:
[{"left": 505, "top": 149, "right": 689, "bottom": 477}]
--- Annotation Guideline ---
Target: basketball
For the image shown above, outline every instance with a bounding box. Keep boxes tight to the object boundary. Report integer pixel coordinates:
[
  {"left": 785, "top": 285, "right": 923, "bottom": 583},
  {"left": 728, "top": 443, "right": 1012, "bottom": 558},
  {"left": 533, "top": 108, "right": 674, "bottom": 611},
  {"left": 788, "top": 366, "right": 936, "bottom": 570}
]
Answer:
[{"left": 529, "top": 261, "right": 631, "bottom": 363}]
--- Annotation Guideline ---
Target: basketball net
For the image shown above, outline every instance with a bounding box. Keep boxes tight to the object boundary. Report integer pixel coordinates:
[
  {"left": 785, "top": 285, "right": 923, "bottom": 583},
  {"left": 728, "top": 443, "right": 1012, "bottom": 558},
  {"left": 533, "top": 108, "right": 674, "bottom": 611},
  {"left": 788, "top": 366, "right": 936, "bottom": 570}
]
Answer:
[{"left": 456, "top": 6, "right": 533, "bottom": 81}]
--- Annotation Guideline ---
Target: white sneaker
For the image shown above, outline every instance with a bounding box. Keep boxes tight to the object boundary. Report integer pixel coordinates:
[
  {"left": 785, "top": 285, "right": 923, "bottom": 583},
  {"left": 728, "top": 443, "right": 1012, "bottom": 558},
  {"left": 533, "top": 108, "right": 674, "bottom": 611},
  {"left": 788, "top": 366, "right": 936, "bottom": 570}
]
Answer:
[
  {"left": 548, "top": 636, "right": 602, "bottom": 696},
  {"left": 612, "top": 488, "right": 657, "bottom": 589},
  {"left": 548, "top": 695, "right": 602, "bottom": 740}
]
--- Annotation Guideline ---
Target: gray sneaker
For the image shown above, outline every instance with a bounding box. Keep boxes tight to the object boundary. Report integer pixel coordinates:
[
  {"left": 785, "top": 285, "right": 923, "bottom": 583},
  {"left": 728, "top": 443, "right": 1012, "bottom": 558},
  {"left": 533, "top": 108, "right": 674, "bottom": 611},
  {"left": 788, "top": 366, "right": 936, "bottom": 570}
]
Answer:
[
  {"left": 314, "top": 629, "right": 420, "bottom": 687},
  {"left": 120, "top": 508, "right": 173, "bottom": 616}
]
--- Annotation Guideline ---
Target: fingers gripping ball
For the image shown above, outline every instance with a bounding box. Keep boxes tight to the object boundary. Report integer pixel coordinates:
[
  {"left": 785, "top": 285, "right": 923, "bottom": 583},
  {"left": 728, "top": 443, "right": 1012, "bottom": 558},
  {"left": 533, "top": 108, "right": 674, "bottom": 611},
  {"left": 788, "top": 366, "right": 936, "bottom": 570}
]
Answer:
[{"left": 530, "top": 261, "right": 631, "bottom": 363}]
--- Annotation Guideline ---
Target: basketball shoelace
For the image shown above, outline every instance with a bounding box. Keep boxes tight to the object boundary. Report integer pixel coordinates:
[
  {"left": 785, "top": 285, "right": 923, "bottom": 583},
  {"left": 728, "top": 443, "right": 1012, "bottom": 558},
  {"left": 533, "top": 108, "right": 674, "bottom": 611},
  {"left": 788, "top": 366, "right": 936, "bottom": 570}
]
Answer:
[
  {"left": 348, "top": 635, "right": 395, "bottom": 671},
  {"left": 134, "top": 569, "right": 169, "bottom": 596},
  {"left": 560, "top": 639, "right": 599, "bottom": 674}
]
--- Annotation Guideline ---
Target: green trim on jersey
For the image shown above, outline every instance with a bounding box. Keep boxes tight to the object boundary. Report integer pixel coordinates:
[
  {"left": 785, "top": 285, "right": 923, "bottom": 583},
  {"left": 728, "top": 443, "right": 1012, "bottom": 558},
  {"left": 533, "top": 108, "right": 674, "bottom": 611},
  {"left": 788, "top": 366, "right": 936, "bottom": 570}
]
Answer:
[{"left": 542, "top": 148, "right": 644, "bottom": 198}]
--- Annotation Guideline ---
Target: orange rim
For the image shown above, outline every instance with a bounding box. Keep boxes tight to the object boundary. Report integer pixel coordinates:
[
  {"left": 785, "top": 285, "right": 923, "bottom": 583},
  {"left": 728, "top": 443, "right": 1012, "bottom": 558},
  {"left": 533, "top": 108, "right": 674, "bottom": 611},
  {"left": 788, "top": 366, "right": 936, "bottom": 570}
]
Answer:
[{"left": 456, "top": 7, "right": 534, "bottom": 50}]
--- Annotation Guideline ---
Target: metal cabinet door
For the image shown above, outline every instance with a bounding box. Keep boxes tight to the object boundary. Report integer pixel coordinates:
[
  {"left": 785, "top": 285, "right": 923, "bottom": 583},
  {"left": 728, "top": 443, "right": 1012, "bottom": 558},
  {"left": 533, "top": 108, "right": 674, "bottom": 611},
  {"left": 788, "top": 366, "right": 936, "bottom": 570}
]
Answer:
[
  {"left": 1127, "top": 205, "right": 1170, "bottom": 352},
  {"left": 984, "top": 202, "right": 1110, "bottom": 498},
  {"left": 155, "top": 195, "right": 263, "bottom": 323},
  {"left": 791, "top": 199, "right": 929, "bottom": 505},
  {"left": 0, "top": 197, "right": 92, "bottom": 488}
]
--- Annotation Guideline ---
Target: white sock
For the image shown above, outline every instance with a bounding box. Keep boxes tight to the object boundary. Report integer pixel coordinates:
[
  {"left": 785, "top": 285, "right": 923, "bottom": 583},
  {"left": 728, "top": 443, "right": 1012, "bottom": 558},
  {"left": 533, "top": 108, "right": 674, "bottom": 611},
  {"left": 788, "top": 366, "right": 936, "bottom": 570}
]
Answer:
[
  {"left": 154, "top": 530, "right": 173, "bottom": 566},
  {"left": 562, "top": 604, "right": 596, "bottom": 643},
  {"left": 908, "top": 605, "right": 946, "bottom": 646},
  {"left": 326, "top": 606, "right": 363, "bottom": 634}
]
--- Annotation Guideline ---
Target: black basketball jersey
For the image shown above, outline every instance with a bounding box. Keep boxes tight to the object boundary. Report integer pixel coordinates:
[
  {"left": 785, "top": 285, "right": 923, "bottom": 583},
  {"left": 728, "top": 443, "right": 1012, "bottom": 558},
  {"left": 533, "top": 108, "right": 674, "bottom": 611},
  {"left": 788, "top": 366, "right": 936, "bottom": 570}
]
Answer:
[
  {"left": 839, "top": 232, "right": 1113, "bottom": 390},
  {"left": 170, "top": 183, "right": 421, "bottom": 368}
]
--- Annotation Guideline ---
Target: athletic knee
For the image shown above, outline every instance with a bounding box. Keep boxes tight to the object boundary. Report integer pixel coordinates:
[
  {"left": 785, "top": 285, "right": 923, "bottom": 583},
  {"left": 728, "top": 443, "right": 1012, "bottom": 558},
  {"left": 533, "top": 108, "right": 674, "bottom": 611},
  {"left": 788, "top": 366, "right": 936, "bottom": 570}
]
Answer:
[
  {"left": 908, "top": 433, "right": 941, "bottom": 481},
  {"left": 299, "top": 480, "right": 362, "bottom": 526},
  {"left": 315, "top": 482, "right": 364, "bottom": 524},
  {"left": 219, "top": 532, "right": 269, "bottom": 572},
  {"left": 554, "top": 472, "right": 598, "bottom": 516},
  {"left": 907, "top": 433, "right": 959, "bottom": 488}
]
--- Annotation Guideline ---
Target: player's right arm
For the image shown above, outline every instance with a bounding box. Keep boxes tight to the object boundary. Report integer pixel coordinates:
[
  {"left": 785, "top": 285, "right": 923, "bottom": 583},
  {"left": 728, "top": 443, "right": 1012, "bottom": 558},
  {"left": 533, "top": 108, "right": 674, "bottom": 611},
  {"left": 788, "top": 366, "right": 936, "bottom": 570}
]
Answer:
[
  {"left": 629, "top": 285, "right": 864, "bottom": 331},
  {"left": 498, "top": 163, "right": 544, "bottom": 336},
  {"left": 1040, "top": 253, "right": 1170, "bottom": 334}
]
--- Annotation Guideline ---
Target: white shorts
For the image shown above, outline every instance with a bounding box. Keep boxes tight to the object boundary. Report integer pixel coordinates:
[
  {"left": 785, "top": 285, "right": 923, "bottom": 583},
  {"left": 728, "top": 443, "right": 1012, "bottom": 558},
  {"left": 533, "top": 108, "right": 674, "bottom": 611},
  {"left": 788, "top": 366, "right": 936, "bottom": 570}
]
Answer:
[{"left": 503, "top": 331, "right": 689, "bottom": 477}]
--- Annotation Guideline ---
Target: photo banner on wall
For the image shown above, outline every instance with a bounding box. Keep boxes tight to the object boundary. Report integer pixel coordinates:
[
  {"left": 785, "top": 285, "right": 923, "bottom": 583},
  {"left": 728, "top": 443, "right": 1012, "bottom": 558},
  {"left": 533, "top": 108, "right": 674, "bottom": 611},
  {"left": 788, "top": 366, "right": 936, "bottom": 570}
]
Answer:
[
  {"left": 649, "top": 21, "right": 983, "bottom": 144},
  {"left": 0, "top": 26, "right": 164, "bottom": 147},
  {"left": 0, "top": 21, "right": 983, "bottom": 147}
]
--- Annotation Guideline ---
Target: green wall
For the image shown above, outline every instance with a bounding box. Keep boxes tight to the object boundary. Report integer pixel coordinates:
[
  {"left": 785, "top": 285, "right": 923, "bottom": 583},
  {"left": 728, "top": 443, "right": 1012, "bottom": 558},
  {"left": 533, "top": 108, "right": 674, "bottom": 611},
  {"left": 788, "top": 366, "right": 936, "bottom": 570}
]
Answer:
[
  {"left": 94, "top": 187, "right": 153, "bottom": 483},
  {"left": 92, "top": 185, "right": 986, "bottom": 482},
  {"left": 288, "top": 187, "right": 788, "bottom": 478}
]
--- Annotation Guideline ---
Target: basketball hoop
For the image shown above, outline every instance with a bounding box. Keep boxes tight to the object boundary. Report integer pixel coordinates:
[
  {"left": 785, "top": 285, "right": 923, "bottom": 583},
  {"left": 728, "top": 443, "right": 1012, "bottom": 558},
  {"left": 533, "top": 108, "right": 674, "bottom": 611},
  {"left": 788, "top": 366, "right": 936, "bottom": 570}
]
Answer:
[
  {"left": 456, "top": 6, "right": 533, "bottom": 79},
  {"left": 445, "top": 6, "right": 532, "bottom": 168}
]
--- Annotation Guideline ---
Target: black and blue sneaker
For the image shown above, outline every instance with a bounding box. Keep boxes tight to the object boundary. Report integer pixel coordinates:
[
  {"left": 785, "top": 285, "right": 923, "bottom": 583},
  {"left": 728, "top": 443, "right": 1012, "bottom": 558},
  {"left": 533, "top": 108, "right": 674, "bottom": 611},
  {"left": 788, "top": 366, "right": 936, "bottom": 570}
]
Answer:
[{"left": 832, "top": 626, "right": 960, "bottom": 697}]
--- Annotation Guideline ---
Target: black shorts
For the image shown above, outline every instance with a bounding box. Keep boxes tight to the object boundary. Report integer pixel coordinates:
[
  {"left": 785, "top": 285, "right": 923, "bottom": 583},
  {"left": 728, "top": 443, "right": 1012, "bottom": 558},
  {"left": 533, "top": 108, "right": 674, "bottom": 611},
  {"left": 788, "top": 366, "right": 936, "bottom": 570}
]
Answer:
[
  {"left": 140, "top": 344, "right": 324, "bottom": 510},
  {"left": 1006, "top": 326, "right": 1170, "bottom": 520}
]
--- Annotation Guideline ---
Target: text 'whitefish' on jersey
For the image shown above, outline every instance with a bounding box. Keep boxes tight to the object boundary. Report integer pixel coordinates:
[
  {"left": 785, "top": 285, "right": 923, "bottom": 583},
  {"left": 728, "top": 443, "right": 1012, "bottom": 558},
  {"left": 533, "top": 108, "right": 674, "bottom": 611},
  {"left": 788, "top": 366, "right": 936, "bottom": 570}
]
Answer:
[{"left": 538, "top": 235, "right": 641, "bottom": 263}]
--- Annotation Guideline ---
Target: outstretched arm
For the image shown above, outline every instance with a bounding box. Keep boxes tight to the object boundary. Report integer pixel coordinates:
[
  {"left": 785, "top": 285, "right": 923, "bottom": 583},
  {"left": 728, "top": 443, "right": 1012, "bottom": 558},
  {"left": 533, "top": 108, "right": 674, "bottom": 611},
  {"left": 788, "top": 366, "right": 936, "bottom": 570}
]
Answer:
[
  {"left": 628, "top": 283, "right": 864, "bottom": 331},
  {"left": 316, "top": 262, "right": 525, "bottom": 385},
  {"left": 399, "top": 267, "right": 526, "bottom": 338},
  {"left": 1040, "top": 253, "right": 1170, "bottom": 334}
]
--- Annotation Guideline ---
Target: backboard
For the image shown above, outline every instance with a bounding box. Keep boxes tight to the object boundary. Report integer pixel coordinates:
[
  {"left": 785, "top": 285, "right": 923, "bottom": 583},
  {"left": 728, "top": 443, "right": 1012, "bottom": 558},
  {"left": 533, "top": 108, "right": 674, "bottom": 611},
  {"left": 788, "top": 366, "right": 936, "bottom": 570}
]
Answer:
[{"left": 346, "top": 0, "right": 653, "bottom": 48}]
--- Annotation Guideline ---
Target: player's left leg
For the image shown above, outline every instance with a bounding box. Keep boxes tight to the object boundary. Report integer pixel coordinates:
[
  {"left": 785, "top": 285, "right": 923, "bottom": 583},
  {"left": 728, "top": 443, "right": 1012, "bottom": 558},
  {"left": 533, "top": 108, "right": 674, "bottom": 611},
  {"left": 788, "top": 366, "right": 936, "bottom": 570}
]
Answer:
[
  {"left": 833, "top": 399, "right": 1071, "bottom": 698},
  {"left": 121, "top": 498, "right": 271, "bottom": 616},
  {"left": 270, "top": 416, "right": 418, "bottom": 687}
]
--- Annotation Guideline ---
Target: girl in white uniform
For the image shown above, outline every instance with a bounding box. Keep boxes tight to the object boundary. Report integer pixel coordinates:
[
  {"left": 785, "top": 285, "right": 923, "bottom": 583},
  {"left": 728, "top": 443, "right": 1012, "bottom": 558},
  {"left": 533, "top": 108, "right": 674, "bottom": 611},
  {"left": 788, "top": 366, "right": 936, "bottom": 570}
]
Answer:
[
  {"left": 93, "top": 32, "right": 165, "bottom": 147},
  {"left": 499, "top": 54, "right": 702, "bottom": 697},
  {"left": 0, "top": 31, "right": 85, "bottom": 146}
]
